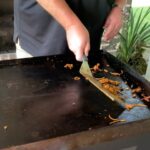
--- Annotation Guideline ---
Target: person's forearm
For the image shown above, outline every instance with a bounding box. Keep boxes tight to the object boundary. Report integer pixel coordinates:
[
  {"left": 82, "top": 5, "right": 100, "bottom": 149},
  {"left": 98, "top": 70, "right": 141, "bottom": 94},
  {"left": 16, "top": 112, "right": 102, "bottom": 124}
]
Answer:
[
  {"left": 115, "top": 0, "right": 126, "bottom": 9},
  {"left": 36, "top": 0, "right": 82, "bottom": 30},
  {"left": 37, "top": 0, "right": 90, "bottom": 61}
]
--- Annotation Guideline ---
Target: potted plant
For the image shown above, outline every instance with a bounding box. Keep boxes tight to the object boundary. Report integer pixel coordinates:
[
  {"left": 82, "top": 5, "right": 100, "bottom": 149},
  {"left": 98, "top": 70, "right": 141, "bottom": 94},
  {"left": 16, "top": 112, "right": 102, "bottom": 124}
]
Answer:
[{"left": 117, "top": 7, "right": 150, "bottom": 74}]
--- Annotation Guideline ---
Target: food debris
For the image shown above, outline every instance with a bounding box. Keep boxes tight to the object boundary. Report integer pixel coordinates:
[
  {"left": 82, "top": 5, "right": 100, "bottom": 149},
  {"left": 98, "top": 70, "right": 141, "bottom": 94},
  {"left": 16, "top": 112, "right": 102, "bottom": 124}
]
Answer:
[
  {"left": 98, "top": 77, "right": 120, "bottom": 95},
  {"left": 91, "top": 63, "right": 101, "bottom": 72},
  {"left": 125, "top": 87, "right": 130, "bottom": 90},
  {"left": 103, "top": 69, "right": 109, "bottom": 73},
  {"left": 109, "top": 80, "right": 120, "bottom": 86},
  {"left": 106, "top": 64, "right": 110, "bottom": 67},
  {"left": 142, "top": 96, "right": 150, "bottom": 102},
  {"left": 110, "top": 72, "right": 121, "bottom": 76},
  {"left": 141, "top": 93, "right": 145, "bottom": 97},
  {"left": 132, "top": 93, "right": 137, "bottom": 98},
  {"left": 125, "top": 103, "right": 146, "bottom": 110},
  {"left": 102, "top": 84, "right": 120, "bottom": 95},
  {"left": 85, "top": 77, "right": 89, "bottom": 80},
  {"left": 98, "top": 77, "right": 120, "bottom": 86},
  {"left": 3, "top": 125, "right": 8, "bottom": 131},
  {"left": 64, "top": 64, "right": 73, "bottom": 70},
  {"left": 108, "top": 114, "right": 126, "bottom": 125},
  {"left": 88, "top": 127, "right": 92, "bottom": 130},
  {"left": 132, "top": 87, "right": 142, "bottom": 93},
  {"left": 73, "top": 76, "right": 80, "bottom": 80},
  {"left": 98, "top": 77, "right": 109, "bottom": 84}
]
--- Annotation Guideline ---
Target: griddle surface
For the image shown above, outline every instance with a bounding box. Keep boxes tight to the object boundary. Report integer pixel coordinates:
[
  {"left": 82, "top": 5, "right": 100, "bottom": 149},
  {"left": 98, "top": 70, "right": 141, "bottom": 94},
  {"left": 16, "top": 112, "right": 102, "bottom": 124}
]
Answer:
[{"left": 0, "top": 52, "right": 150, "bottom": 148}]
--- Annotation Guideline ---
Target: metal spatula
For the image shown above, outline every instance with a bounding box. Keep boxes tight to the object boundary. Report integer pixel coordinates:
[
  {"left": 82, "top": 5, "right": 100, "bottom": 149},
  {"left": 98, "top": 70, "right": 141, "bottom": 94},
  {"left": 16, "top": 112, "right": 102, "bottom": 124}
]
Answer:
[{"left": 79, "top": 55, "right": 126, "bottom": 108}]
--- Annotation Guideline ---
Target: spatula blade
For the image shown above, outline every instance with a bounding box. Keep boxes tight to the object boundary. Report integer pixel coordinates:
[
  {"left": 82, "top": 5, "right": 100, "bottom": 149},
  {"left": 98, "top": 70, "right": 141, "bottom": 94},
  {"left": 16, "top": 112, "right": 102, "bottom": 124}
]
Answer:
[
  {"left": 79, "top": 55, "right": 93, "bottom": 77},
  {"left": 79, "top": 55, "right": 126, "bottom": 109}
]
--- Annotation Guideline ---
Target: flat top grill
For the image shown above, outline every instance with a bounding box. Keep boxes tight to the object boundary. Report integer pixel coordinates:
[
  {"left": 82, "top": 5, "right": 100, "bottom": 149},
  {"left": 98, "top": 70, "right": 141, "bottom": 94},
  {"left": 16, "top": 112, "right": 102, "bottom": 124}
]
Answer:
[{"left": 0, "top": 51, "right": 150, "bottom": 149}]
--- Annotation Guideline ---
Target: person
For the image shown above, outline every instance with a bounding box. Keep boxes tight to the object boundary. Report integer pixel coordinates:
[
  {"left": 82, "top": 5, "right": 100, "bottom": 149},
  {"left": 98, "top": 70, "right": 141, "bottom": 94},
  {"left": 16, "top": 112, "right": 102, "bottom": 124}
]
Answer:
[{"left": 14, "top": 0, "right": 126, "bottom": 61}]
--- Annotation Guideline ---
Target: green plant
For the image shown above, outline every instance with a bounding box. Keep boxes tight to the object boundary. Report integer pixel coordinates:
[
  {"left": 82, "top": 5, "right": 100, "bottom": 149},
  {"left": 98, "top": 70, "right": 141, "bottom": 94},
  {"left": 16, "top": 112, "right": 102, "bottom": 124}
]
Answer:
[{"left": 117, "top": 7, "right": 150, "bottom": 74}]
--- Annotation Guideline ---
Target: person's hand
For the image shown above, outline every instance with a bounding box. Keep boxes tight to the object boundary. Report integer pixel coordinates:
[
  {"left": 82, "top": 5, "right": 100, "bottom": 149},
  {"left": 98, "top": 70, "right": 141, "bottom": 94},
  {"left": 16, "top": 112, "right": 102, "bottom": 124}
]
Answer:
[
  {"left": 66, "top": 24, "right": 90, "bottom": 61},
  {"left": 103, "top": 7, "right": 123, "bottom": 41}
]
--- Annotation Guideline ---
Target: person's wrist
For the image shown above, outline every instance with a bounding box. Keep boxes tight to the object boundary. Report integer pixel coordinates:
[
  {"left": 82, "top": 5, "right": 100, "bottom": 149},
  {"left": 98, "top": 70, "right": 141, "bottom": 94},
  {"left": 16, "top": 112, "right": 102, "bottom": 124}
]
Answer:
[
  {"left": 112, "top": 3, "right": 124, "bottom": 12},
  {"left": 64, "top": 17, "right": 83, "bottom": 32}
]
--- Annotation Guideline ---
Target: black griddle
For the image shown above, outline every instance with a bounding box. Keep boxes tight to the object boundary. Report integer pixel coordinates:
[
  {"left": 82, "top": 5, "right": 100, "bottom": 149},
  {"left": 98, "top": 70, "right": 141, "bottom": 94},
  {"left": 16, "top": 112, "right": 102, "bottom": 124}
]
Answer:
[{"left": 0, "top": 50, "right": 150, "bottom": 149}]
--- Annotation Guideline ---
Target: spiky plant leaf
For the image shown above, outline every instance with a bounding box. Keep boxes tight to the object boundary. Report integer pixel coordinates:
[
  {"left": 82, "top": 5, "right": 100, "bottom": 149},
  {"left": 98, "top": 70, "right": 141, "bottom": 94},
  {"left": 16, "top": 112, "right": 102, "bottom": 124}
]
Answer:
[{"left": 117, "top": 7, "right": 150, "bottom": 74}]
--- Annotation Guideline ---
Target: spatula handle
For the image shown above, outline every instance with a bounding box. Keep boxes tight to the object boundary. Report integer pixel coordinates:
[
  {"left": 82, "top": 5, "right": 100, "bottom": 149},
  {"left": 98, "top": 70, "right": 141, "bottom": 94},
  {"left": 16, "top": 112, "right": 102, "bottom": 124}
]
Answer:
[{"left": 82, "top": 55, "right": 88, "bottom": 61}]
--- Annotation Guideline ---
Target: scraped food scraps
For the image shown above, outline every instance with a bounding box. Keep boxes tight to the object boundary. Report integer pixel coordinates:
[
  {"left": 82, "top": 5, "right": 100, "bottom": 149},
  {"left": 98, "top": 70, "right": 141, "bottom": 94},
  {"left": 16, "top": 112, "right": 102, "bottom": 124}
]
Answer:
[
  {"left": 108, "top": 114, "right": 126, "bottom": 125},
  {"left": 125, "top": 103, "right": 146, "bottom": 110},
  {"left": 132, "top": 87, "right": 142, "bottom": 93},
  {"left": 110, "top": 72, "right": 121, "bottom": 76},
  {"left": 98, "top": 77, "right": 120, "bottom": 95},
  {"left": 91, "top": 63, "right": 101, "bottom": 72},
  {"left": 73, "top": 76, "right": 80, "bottom": 80},
  {"left": 98, "top": 77, "right": 120, "bottom": 86},
  {"left": 64, "top": 64, "right": 73, "bottom": 70}
]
